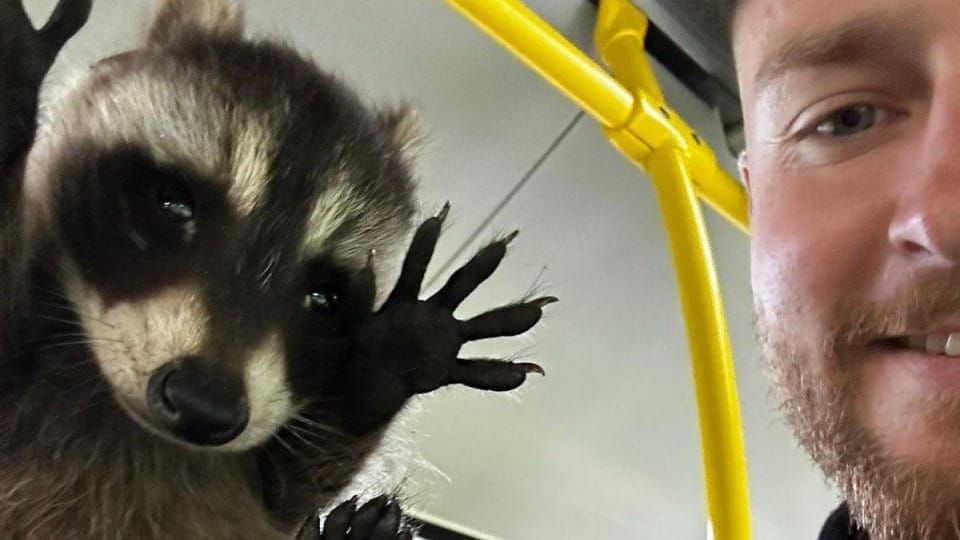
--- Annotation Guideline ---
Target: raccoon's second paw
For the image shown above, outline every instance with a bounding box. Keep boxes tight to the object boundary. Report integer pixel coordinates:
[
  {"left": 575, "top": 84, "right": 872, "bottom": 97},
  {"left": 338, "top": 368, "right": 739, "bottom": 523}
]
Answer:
[
  {"left": 0, "top": 0, "right": 91, "bottom": 165},
  {"left": 0, "top": 0, "right": 90, "bottom": 71},
  {"left": 297, "top": 496, "right": 414, "bottom": 540},
  {"left": 346, "top": 202, "right": 554, "bottom": 430}
]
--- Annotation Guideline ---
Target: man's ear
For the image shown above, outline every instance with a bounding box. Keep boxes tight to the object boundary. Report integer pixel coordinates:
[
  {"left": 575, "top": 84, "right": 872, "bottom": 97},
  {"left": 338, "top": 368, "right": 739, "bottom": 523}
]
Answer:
[
  {"left": 145, "top": 0, "right": 243, "bottom": 49},
  {"left": 738, "top": 149, "right": 753, "bottom": 214}
]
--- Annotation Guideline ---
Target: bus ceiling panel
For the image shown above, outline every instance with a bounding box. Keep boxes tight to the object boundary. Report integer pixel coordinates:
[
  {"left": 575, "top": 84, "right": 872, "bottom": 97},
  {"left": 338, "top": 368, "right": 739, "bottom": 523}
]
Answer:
[
  {"left": 632, "top": 0, "right": 735, "bottom": 92},
  {"left": 628, "top": 0, "right": 743, "bottom": 155}
]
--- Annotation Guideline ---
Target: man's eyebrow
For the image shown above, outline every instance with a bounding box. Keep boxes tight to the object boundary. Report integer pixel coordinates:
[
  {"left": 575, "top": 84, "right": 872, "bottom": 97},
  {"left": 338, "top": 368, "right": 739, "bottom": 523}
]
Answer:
[{"left": 753, "top": 13, "right": 922, "bottom": 91}]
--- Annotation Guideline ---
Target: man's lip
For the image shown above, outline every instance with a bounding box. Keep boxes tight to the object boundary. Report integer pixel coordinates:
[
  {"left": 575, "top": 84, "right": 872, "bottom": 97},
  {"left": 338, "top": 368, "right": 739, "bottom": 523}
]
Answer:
[
  {"left": 870, "top": 332, "right": 960, "bottom": 355},
  {"left": 874, "top": 327, "right": 960, "bottom": 343},
  {"left": 915, "top": 327, "right": 960, "bottom": 335},
  {"left": 867, "top": 344, "right": 960, "bottom": 391}
]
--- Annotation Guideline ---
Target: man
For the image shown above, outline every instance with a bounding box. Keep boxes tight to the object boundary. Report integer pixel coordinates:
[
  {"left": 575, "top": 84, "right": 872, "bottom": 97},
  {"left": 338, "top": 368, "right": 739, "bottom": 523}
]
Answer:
[{"left": 730, "top": 0, "right": 960, "bottom": 537}]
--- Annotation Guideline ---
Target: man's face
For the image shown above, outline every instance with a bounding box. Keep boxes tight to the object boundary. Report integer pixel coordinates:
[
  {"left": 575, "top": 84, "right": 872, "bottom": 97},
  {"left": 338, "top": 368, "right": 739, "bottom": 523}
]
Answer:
[{"left": 736, "top": 0, "right": 960, "bottom": 536}]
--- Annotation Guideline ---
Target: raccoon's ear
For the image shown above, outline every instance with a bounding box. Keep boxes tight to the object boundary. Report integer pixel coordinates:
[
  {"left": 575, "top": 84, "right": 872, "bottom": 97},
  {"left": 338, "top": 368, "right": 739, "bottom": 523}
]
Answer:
[
  {"left": 145, "top": 0, "right": 244, "bottom": 48},
  {"left": 379, "top": 104, "right": 423, "bottom": 159}
]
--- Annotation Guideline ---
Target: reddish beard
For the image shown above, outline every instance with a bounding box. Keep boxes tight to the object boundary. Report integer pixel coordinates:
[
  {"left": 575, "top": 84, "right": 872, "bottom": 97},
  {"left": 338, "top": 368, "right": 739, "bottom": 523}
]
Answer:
[{"left": 756, "top": 271, "right": 960, "bottom": 540}]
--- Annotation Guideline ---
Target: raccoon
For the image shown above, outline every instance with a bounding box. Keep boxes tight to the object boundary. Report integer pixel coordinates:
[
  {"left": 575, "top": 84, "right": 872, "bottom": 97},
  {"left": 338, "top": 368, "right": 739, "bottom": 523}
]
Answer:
[{"left": 0, "top": 0, "right": 553, "bottom": 538}]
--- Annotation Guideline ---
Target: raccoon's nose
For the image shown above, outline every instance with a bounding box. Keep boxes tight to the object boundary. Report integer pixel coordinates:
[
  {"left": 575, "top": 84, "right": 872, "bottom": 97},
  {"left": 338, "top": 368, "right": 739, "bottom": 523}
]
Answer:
[{"left": 147, "top": 359, "right": 249, "bottom": 446}]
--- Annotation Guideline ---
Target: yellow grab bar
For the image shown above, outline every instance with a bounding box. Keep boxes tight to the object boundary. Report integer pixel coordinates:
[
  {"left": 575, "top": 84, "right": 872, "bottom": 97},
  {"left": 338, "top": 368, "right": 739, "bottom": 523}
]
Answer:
[
  {"left": 442, "top": 0, "right": 753, "bottom": 538},
  {"left": 443, "top": 0, "right": 748, "bottom": 233},
  {"left": 644, "top": 146, "right": 751, "bottom": 540},
  {"left": 442, "top": 0, "right": 634, "bottom": 128}
]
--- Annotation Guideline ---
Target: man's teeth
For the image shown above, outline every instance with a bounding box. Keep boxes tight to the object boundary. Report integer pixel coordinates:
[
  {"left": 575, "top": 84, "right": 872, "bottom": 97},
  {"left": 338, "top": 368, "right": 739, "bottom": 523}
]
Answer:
[{"left": 906, "top": 334, "right": 960, "bottom": 356}]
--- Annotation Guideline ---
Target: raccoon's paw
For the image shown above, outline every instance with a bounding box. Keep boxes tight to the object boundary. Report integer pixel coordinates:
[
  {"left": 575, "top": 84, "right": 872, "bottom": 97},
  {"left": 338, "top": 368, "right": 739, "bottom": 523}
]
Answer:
[
  {"left": 384, "top": 202, "right": 553, "bottom": 393},
  {"left": 0, "top": 0, "right": 91, "bottom": 165},
  {"left": 348, "top": 202, "right": 553, "bottom": 427},
  {"left": 0, "top": 0, "right": 90, "bottom": 68},
  {"left": 297, "top": 496, "right": 414, "bottom": 540}
]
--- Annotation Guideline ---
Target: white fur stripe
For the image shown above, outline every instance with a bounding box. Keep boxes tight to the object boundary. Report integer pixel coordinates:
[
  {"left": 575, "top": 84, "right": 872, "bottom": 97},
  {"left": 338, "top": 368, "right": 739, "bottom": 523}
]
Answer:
[
  {"left": 222, "top": 332, "right": 294, "bottom": 450},
  {"left": 227, "top": 118, "right": 277, "bottom": 219}
]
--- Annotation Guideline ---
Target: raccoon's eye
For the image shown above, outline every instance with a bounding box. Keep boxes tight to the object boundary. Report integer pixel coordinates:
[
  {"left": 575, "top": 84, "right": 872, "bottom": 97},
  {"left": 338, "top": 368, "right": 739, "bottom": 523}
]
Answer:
[
  {"left": 154, "top": 182, "right": 195, "bottom": 222},
  {"left": 304, "top": 288, "right": 340, "bottom": 314}
]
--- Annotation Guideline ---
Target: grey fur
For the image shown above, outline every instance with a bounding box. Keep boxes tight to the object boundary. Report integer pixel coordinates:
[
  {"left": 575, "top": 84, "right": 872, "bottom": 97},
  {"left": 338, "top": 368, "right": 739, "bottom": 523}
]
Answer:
[{"left": 2, "top": 0, "right": 419, "bottom": 537}]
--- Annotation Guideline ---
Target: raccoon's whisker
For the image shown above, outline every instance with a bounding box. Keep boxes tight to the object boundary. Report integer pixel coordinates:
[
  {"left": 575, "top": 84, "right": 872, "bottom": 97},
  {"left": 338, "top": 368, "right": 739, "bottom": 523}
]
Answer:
[
  {"left": 29, "top": 312, "right": 85, "bottom": 328},
  {"left": 9, "top": 336, "right": 120, "bottom": 359},
  {"left": 271, "top": 432, "right": 308, "bottom": 463},
  {"left": 290, "top": 411, "right": 335, "bottom": 424},
  {"left": 47, "top": 334, "right": 125, "bottom": 346},
  {"left": 41, "top": 331, "right": 92, "bottom": 339},
  {"left": 282, "top": 426, "right": 336, "bottom": 454},
  {"left": 54, "top": 360, "right": 98, "bottom": 374},
  {"left": 281, "top": 425, "right": 324, "bottom": 450},
  {"left": 36, "top": 287, "right": 79, "bottom": 305},
  {"left": 42, "top": 298, "right": 117, "bottom": 330},
  {"left": 290, "top": 420, "right": 340, "bottom": 439},
  {"left": 284, "top": 421, "right": 341, "bottom": 447},
  {"left": 287, "top": 418, "right": 362, "bottom": 457},
  {"left": 286, "top": 418, "right": 330, "bottom": 434},
  {"left": 34, "top": 294, "right": 83, "bottom": 313},
  {"left": 280, "top": 424, "right": 318, "bottom": 442},
  {"left": 34, "top": 299, "right": 117, "bottom": 330},
  {"left": 290, "top": 414, "right": 343, "bottom": 437},
  {"left": 25, "top": 338, "right": 124, "bottom": 355},
  {"left": 43, "top": 332, "right": 122, "bottom": 342}
]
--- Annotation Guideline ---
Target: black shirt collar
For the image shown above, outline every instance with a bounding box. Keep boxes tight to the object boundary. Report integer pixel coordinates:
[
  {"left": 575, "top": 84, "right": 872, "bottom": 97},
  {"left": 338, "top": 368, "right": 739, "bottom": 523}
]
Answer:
[{"left": 819, "top": 503, "right": 869, "bottom": 540}]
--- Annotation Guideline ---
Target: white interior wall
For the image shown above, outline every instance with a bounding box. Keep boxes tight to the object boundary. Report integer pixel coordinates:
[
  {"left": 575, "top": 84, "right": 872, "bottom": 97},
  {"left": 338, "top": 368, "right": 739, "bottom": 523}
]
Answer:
[{"left": 24, "top": 0, "right": 839, "bottom": 538}]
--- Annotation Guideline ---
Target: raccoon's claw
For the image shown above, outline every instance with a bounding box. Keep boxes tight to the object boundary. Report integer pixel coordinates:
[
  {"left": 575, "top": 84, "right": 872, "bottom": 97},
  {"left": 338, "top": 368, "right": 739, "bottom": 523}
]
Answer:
[
  {"left": 306, "top": 496, "right": 413, "bottom": 540},
  {"left": 450, "top": 358, "right": 545, "bottom": 392},
  {"left": 459, "top": 296, "right": 557, "bottom": 340}
]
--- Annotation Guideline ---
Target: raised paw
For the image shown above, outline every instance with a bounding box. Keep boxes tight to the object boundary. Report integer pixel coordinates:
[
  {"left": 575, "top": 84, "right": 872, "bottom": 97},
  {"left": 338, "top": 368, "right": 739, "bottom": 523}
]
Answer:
[
  {"left": 0, "top": 0, "right": 91, "bottom": 166},
  {"left": 345, "top": 202, "right": 554, "bottom": 430},
  {"left": 297, "top": 496, "right": 414, "bottom": 540}
]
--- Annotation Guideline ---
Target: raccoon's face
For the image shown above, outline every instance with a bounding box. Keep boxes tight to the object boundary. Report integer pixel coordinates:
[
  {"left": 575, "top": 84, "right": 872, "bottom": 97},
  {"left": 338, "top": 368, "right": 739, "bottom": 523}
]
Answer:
[{"left": 24, "top": 0, "right": 416, "bottom": 451}]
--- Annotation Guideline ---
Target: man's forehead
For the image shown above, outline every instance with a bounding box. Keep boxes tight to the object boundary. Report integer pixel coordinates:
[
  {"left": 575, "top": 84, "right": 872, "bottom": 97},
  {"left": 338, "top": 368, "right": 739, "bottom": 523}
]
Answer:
[{"left": 732, "top": 0, "right": 934, "bottom": 100}]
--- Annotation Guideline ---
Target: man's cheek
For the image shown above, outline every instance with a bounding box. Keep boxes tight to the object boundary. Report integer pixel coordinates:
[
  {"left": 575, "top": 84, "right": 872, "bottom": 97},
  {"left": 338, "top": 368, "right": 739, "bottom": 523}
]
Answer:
[
  {"left": 751, "top": 233, "right": 849, "bottom": 342},
  {"left": 752, "top": 171, "right": 888, "bottom": 308}
]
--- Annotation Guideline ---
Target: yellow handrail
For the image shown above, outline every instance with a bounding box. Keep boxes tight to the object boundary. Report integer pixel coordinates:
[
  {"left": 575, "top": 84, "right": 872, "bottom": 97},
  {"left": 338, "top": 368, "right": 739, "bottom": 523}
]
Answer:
[
  {"left": 443, "top": 0, "right": 748, "bottom": 233},
  {"left": 441, "top": 0, "right": 753, "bottom": 538}
]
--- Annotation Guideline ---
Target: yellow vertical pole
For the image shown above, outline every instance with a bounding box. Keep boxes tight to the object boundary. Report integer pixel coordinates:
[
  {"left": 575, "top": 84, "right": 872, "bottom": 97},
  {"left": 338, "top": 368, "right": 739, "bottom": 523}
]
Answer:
[
  {"left": 441, "top": 0, "right": 753, "bottom": 538},
  {"left": 644, "top": 146, "right": 751, "bottom": 539}
]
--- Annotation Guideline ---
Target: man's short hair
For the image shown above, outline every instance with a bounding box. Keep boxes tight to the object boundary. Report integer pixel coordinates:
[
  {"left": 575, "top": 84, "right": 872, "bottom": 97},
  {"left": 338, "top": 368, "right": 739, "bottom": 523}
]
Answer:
[{"left": 725, "top": 0, "right": 740, "bottom": 34}]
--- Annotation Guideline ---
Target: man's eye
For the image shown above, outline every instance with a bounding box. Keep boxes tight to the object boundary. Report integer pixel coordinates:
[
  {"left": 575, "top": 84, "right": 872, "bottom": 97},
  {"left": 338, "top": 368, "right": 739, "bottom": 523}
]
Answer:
[
  {"left": 304, "top": 288, "right": 340, "bottom": 314},
  {"left": 814, "top": 104, "right": 878, "bottom": 137}
]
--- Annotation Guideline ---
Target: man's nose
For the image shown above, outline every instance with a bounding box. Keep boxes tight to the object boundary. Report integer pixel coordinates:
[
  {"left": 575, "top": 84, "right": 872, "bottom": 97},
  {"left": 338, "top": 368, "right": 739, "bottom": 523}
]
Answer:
[{"left": 889, "top": 75, "right": 960, "bottom": 264}]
